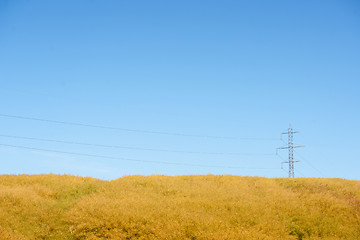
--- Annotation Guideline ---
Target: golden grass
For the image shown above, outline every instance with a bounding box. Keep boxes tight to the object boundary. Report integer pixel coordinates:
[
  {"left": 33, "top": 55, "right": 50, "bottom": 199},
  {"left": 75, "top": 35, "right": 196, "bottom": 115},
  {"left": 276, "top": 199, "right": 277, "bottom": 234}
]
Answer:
[{"left": 0, "top": 174, "right": 359, "bottom": 239}]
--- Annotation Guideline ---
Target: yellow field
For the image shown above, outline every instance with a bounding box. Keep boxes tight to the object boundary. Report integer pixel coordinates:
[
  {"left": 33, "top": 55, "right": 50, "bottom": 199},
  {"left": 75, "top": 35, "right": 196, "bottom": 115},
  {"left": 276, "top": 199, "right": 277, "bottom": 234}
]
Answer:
[{"left": 0, "top": 175, "right": 359, "bottom": 239}]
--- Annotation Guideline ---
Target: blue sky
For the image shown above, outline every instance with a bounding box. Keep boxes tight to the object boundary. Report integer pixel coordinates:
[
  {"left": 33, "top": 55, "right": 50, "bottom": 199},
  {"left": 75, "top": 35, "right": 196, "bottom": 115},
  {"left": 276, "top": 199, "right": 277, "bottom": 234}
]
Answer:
[{"left": 0, "top": 0, "right": 359, "bottom": 180}]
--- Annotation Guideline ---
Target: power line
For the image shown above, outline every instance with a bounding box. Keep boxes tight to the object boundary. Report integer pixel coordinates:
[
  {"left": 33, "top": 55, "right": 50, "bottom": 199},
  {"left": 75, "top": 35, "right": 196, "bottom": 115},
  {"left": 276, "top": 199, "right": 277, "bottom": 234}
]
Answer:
[
  {"left": 295, "top": 169, "right": 305, "bottom": 178},
  {"left": 293, "top": 149, "right": 324, "bottom": 177},
  {"left": 0, "top": 143, "right": 279, "bottom": 170},
  {"left": 0, "top": 114, "right": 231, "bottom": 139},
  {"left": 280, "top": 137, "right": 323, "bottom": 177},
  {"left": 0, "top": 113, "right": 279, "bottom": 141},
  {"left": 0, "top": 134, "right": 275, "bottom": 156},
  {"left": 281, "top": 167, "right": 289, "bottom": 176}
]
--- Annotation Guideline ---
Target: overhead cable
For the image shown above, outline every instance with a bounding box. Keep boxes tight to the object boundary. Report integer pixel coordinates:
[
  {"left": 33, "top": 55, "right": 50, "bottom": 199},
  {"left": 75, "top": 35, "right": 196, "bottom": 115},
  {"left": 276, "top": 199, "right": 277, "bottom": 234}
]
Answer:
[
  {"left": 0, "top": 143, "right": 279, "bottom": 170},
  {"left": 0, "top": 113, "right": 279, "bottom": 140},
  {"left": 0, "top": 134, "right": 275, "bottom": 156}
]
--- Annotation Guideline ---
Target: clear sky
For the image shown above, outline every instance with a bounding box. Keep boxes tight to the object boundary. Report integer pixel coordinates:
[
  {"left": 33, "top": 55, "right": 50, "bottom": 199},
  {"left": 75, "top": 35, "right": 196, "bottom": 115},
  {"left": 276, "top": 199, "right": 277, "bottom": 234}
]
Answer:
[{"left": 0, "top": 0, "right": 359, "bottom": 180}]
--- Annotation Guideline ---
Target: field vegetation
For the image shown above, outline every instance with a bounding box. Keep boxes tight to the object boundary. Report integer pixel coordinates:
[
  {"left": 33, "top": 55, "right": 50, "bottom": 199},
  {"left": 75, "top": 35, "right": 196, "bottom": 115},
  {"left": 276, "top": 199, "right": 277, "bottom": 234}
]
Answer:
[{"left": 0, "top": 174, "right": 359, "bottom": 239}]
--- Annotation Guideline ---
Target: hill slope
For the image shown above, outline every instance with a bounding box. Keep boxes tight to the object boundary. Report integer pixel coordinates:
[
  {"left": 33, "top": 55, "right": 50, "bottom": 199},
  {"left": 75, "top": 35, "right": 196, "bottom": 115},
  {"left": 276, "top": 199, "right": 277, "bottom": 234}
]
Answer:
[{"left": 0, "top": 175, "right": 359, "bottom": 239}]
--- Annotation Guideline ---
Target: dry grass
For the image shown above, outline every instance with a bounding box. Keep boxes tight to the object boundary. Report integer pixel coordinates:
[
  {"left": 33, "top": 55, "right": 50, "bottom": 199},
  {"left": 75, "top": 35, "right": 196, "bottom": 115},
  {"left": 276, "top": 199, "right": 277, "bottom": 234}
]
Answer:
[{"left": 0, "top": 174, "right": 359, "bottom": 239}]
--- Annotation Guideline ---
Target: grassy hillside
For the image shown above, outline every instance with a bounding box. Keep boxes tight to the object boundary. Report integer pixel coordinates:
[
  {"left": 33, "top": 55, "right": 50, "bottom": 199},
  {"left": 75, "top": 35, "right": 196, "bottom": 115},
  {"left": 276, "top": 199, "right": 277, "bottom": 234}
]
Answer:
[{"left": 0, "top": 175, "right": 359, "bottom": 240}]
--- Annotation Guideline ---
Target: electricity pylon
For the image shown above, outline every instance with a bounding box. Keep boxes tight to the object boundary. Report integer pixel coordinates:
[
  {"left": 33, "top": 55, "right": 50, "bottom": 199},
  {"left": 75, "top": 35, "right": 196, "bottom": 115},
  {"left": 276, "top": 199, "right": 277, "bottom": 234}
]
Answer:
[{"left": 277, "top": 124, "right": 304, "bottom": 178}]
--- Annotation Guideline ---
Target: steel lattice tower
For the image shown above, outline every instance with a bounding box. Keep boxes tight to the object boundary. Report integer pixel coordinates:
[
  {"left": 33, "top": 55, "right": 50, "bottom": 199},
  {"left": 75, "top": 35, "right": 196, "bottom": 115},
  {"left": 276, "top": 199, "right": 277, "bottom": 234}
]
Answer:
[
  {"left": 288, "top": 126, "right": 294, "bottom": 178},
  {"left": 277, "top": 125, "right": 303, "bottom": 178}
]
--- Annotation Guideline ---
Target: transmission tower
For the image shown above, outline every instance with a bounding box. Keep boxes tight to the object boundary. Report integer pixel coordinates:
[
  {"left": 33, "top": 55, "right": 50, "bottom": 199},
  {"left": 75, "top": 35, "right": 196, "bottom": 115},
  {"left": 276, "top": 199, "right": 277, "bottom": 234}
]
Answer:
[{"left": 277, "top": 125, "right": 304, "bottom": 178}]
